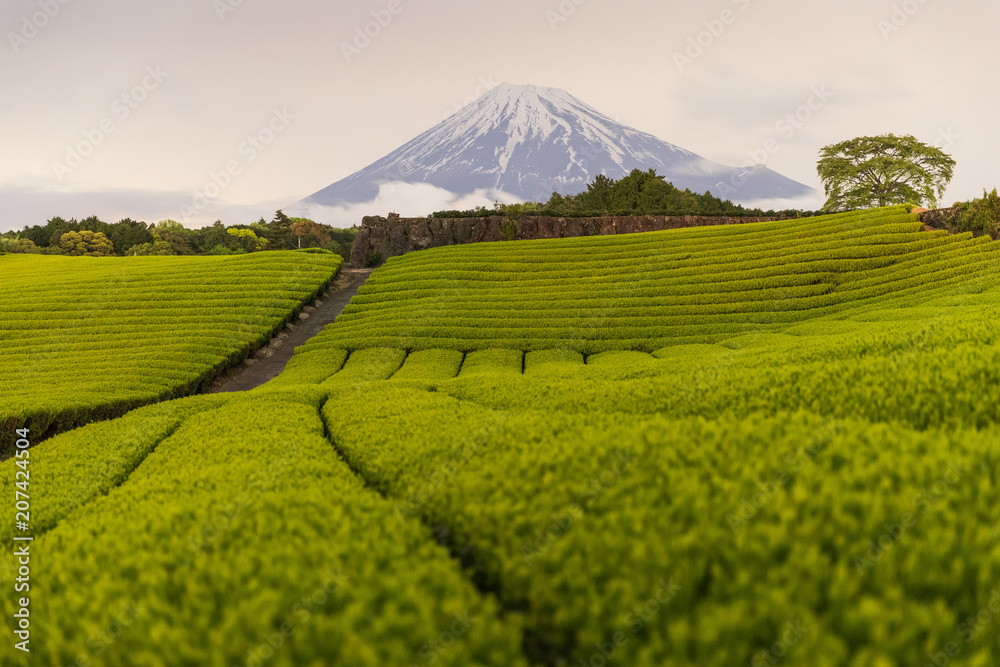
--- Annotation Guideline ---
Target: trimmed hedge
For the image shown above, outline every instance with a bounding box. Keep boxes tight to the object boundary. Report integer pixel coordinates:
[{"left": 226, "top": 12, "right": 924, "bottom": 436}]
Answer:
[{"left": 0, "top": 251, "right": 341, "bottom": 449}]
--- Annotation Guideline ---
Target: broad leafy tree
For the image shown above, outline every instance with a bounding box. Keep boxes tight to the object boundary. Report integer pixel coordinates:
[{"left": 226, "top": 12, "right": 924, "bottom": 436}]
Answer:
[
  {"left": 289, "top": 218, "right": 331, "bottom": 248},
  {"left": 58, "top": 230, "right": 115, "bottom": 257},
  {"left": 130, "top": 235, "right": 175, "bottom": 256},
  {"left": 227, "top": 228, "right": 268, "bottom": 252},
  {"left": 107, "top": 218, "right": 154, "bottom": 255},
  {"left": 11, "top": 238, "right": 41, "bottom": 254},
  {"left": 153, "top": 220, "right": 195, "bottom": 255},
  {"left": 817, "top": 134, "right": 956, "bottom": 211}
]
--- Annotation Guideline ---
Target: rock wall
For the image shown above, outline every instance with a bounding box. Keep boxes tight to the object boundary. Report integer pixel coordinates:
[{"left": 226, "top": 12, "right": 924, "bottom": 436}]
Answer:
[
  {"left": 919, "top": 206, "right": 960, "bottom": 231},
  {"left": 350, "top": 214, "right": 787, "bottom": 267}
]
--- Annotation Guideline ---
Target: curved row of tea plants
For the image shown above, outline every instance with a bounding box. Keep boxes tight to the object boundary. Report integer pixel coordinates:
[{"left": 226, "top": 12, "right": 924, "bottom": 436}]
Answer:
[
  {"left": 305, "top": 207, "right": 999, "bottom": 353},
  {"left": 5, "top": 208, "right": 999, "bottom": 666},
  {"left": 322, "top": 382, "right": 1000, "bottom": 666},
  {"left": 0, "top": 251, "right": 341, "bottom": 448},
  {"left": 0, "top": 382, "right": 526, "bottom": 667}
]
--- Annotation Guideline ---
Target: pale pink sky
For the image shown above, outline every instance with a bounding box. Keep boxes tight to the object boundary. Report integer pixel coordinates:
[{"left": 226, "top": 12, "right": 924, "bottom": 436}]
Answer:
[{"left": 1, "top": 0, "right": 997, "bottom": 230}]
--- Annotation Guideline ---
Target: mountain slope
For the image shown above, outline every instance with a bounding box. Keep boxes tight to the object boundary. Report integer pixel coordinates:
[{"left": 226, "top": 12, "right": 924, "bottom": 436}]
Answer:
[{"left": 298, "top": 83, "right": 815, "bottom": 209}]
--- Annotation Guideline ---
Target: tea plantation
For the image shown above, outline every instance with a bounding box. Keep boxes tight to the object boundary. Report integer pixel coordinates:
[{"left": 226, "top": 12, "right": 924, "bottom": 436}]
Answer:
[
  {"left": 0, "top": 251, "right": 341, "bottom": 445},
  {"left": 3, "top": 207, "right": 999, "bottom": 666}
]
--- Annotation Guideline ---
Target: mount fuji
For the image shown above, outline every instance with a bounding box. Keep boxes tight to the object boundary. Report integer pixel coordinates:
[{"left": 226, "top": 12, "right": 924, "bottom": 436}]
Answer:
[{"left": 294, "top": 83, "right": 815, "bottom": 216}]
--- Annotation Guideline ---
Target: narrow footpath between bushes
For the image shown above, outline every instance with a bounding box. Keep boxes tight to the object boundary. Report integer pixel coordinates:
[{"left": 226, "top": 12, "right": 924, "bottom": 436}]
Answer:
[{"left": 204, "top": 268, "right": 373, "bottom": 393}]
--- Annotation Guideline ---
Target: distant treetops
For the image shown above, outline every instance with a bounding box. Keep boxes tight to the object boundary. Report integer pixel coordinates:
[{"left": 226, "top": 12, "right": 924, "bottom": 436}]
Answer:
[
  {"left": 432, "top": 168, "right": 817, "bottom": 220},
  {"left": 0, "top": 211, "right": 358, "bottom": 259},
  {"left": 430, "top": 134, "right": 966, "bottom": 222}
]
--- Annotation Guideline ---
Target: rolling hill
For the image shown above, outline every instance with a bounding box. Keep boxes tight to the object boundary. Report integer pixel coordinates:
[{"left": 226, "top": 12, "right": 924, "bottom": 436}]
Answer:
[{"left": 4, "top": 208, "right": 1000, "bottom": 666}]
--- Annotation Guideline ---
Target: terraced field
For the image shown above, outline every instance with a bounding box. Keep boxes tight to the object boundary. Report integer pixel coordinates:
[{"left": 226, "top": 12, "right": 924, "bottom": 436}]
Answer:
[
  {"left": 4, "top": 207, "right": 1000, "bottom": 666},
  {"left": 0, "top": 251, "right": 341, "bottom": 447},
  {"left": 314, "top": 206, "right": 997, "bottom": 353}
]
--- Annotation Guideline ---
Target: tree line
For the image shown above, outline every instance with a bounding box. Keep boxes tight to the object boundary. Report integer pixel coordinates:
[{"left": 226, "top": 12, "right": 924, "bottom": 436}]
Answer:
[
  {"left": 430, "top": 134, "right": 998, "bottom": 236},
  {"left": 432, "top": 168, "right": 817, "bottom": 220},
  {"left": 0, "top": 211, "right": 358, "bottom": 259}
]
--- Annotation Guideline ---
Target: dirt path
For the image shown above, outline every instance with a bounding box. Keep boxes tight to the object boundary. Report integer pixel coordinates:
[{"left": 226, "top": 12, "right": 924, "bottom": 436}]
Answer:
[{"left": 204, "top": 268, "right": 373, "bottom": 393}]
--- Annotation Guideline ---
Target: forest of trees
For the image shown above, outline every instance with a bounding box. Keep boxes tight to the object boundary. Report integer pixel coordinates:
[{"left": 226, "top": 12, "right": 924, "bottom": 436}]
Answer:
[
  {"left": 1, "top": 169, "right": 833, "bottom": 259},
  {"left": 432, "top": 169, "right": 820, "bottom": 219},
  {"left": 0, "top": 211, "right": 358, "bottom": 260}
]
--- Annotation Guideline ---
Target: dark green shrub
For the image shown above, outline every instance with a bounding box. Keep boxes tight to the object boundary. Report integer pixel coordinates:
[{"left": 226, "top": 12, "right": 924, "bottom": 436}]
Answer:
[
  {"left": 955, "top": 188, "right": 1000, "bottom": 239},
  {"left": 501, "top": 219, "right": 518, "bottom": 241}
]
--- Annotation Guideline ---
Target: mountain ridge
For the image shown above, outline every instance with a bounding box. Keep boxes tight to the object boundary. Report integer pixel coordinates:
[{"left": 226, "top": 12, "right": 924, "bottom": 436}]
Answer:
[{"left": 295, "top": 83, "right": 815, "bottom": 212}]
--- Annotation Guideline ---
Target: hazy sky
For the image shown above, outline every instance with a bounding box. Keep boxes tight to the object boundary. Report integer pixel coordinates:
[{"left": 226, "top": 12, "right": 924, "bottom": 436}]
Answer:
[{"left": 1, "top": 0, "right": 997, "bottom": 231}]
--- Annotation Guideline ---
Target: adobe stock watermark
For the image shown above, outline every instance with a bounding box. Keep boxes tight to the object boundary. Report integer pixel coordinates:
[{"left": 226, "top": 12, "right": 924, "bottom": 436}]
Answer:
[
  {"left": 179, "top": 107, "right": 295, "bottom": 223},
  {"left": 238, "top": 570, "right": 350, "bottom": 667},
  {"left": 442, "top": 75, "right": 501, "bottom": 120},
  {"left": 932, "top": 126, "right": 960, "bottom": 150},
  {"left": 725, "top": 422, "right": 839, "bottom": 532},
  {"left": 715, "top": 84, "right": 833, "bottom": 200},
  {"left": 546, "top": 0, "right": 589, "bottom": 32},
  {"left": 77, "top": 599, "right": 146, "bottom": 664},
  {"left": 521, "top": 450, "right": 637, "bottom": 565},
  {"left": 578, "top": 579, "right": 682, "bottom": 667},
  {"left": 920, "top": 528, "right": 1000, "bottom": 666},
  {"left": 52, "top": 66, "right": 169, "bottom": 182},
  {"left": 751, "top": 618, "right": 810, "bottom": 666},
  {"left": 8, "top": 0, "right": 71, "bottom": 54},
  {"left": 341, "top": 0, "right": 410, "bottom": 64},
  {"left": 747, "top": 85, "right": 834, "bottom": 168},
  {"left": 922, "top": 585, "right": 1000, "bottom": 666},
  {"left": 852, "top": 459, "right": 969, "bottom": 574},
  {"left": 213, "top": 0, "right": 247, "bottom": 22},
  {"left": 878, "top": 0, "right": 932, "bottom": 40},
  {"left": 408, "top": 611, "right": 476, "bottom": 667},
  {"left": 673, "top": 0, "right": 752, "bottom": 73}
]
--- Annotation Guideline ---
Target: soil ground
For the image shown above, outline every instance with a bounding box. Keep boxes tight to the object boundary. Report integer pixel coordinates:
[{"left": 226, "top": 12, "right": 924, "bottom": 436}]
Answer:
[{"left": 203, "top": 268, "right": 372, "bottom": 393}]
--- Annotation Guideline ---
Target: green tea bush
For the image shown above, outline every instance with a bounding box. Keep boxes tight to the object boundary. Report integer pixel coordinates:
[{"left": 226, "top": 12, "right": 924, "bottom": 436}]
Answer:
[
  {"left": 0, "top": 251, "right": 341, "bottom": 447},
  {"left": 0, "top": 391, "right": 526, "bottom": 667},
  {"left": 323, "top": 385, "right": 1000, "bottom": 665},
  {"left": 8, "top": 206, "right": 1000, "bottom": 665},
  {"left": 309, "top": 208, "right": 998, "bottom": 355}
]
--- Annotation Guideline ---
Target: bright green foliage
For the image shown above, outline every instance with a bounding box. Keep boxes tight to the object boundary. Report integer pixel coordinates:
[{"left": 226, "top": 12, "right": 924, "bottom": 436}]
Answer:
[
  {"left": 323, "top": 386, "right": 1000, "bottom": 666},
  {"left": 392, "top": 349, "right": 465, "bottom": 380},
  {"left": 227, "top": 227, "right": 269, "bottom": 252},
  {"left": 458, "top": 348, "right": 525, "bottom": 377},
  {"left": 434, "top": 300, "right": 1000, "bottom": 433},
  {"left": 262, "top": 348, "right": 349, "bottom": 388},
  {"left": 0, "top": 251, "right": 340, "bottom": 446},
  {"left": 307, "top": 207, "right": 998, "bottom": 354},
  {"left": 524, "top": 348, "right": 584, "bottom": 375},
  {"left": 0, "top": 391, "right": 526, "bottom": 667},
  {"left": 8, "top": 238, "right": 41, "bottom": 254},
  {"left": 0, "top": 395, "right": 229, "bottom": 544},
  {"left": 58, "top": 229, "right": 115, "bottom": 257},
  {"left": 6, "top": 206, "right": 1000, "bottom": 666},
  {"left": 319, "top": 347, "right": 406, "bottom": 386},
  {"left": 817, "top": 134, "right": 956, "bottom": 210}
]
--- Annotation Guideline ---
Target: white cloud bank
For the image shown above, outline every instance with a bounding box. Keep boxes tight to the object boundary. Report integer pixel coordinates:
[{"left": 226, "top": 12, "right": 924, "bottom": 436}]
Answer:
[{"left": 288, "top": 182, "right": 525, "bottom": 227}]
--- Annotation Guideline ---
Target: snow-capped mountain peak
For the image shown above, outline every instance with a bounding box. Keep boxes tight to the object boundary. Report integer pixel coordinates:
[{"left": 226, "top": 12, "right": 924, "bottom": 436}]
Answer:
[{"left": 297, "top": 83, "right": 813, "bottom": 210}]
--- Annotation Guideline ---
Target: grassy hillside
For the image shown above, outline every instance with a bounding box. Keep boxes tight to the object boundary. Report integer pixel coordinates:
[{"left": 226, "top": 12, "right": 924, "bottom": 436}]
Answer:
[
  {"left": 0, "top": 251, "right": 340, "bottom": 448},
  {"left": 314, "top": 206, "right": 997, "bottom": 353},
  {"left": 3, "top": 207, "right": 999, "bottom": 666}
]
